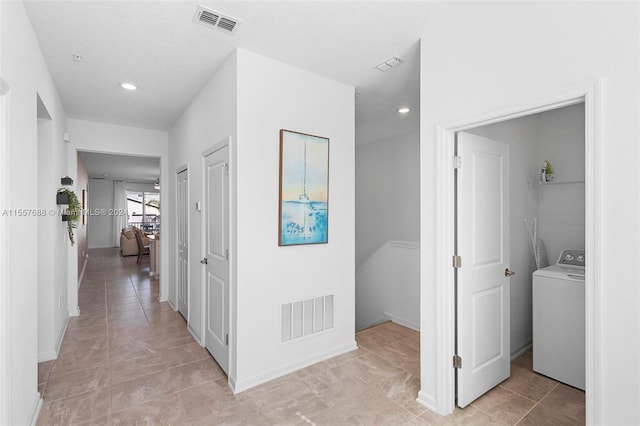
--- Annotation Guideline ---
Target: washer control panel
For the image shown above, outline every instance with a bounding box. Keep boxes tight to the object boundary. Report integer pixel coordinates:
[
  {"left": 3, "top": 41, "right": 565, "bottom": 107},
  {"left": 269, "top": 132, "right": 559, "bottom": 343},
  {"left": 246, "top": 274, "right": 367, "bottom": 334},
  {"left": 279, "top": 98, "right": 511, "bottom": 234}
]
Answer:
[{"left": 557, "top": 249, "right": 585, "bottom": 268}]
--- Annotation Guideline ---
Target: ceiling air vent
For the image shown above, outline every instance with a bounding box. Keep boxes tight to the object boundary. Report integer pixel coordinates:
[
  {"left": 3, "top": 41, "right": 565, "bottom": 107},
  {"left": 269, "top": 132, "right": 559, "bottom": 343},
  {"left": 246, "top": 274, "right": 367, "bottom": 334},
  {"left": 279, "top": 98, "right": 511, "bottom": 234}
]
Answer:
[{"left": 193, "top": 5, "right": 241, "bottom": 35}]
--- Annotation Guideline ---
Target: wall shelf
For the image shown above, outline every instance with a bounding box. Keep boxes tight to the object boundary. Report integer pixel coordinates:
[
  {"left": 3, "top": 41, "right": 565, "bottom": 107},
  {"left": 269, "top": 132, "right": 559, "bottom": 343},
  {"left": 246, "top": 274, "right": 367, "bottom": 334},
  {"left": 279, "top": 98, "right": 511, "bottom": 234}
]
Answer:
[{"left": 527, "top": 179, "right": 585, "bottom": 188}]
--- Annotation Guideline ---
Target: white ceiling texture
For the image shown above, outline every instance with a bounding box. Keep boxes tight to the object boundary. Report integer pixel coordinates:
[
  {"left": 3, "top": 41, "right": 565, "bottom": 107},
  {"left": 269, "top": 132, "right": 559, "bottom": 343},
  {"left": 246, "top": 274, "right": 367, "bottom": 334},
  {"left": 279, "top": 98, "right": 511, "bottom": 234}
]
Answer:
[
  {"left": 23, "top": 1, "right": 426, "bottom": 150},
  {"left": 79, "top": 152, "right": 160, "bottom": 183}
]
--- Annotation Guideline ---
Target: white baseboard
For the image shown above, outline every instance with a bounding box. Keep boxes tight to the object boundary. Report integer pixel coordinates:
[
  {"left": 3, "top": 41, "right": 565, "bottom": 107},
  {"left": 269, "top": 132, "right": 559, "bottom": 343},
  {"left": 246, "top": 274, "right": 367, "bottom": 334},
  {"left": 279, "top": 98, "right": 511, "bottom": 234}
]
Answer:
[
  {"left": 187, "top": 324, "right": 202, "bottom": 346},
  {"left": 232, "top": 341, "right": 358, "bottom": 394},
  {"left": 77, "top": 254, "right": 89, "bottom": 289},
  {"left": 55, "top": 315, "right": 69, "bottom": 356},
  {"left": 38, "top": 314, "right": 69, "bottom": 362},
  {"left": 510, "top": 341, "right": 533, "bottom": 360},
  {"left": 38, "top": 350, "right": 56, "bottom": 363},
  {"left": 383, "top": 312, "right": 420, "bottom": 331},
  {"left": 28, "top": 394, "right": 43, "bottom": 426},
  {"left": 416, "top": 390, "right": 437, "bottom": 412},
  {"left": 69, "top": 305, "right": 80, "bottom": 317},
  {"left": 167, "top": 299, "right": 177, "bottom": 311}
]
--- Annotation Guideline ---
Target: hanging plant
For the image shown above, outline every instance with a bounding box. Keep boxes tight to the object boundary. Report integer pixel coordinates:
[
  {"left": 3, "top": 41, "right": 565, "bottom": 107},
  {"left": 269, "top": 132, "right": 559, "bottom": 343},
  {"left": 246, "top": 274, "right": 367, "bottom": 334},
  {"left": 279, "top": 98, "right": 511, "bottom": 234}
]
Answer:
[{"left": 57, "top": 188, "right": 80, "bottom": 245}]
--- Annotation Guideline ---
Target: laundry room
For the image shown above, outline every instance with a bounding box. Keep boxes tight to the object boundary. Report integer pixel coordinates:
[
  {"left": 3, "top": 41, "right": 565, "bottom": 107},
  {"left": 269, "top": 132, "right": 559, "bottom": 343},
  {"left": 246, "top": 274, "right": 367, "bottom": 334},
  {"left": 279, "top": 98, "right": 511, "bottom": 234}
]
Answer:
[{"left": 466, "top": 102, "right": 586, "bottom": 389}]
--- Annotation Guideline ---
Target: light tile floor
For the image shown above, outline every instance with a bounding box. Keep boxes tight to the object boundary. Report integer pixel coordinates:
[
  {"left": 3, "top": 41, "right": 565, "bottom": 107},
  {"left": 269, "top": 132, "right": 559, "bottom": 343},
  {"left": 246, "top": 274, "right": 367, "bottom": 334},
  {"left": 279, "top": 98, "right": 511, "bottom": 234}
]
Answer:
[{"left": 37, "top": 248, "right": 584, "bottom": 425}]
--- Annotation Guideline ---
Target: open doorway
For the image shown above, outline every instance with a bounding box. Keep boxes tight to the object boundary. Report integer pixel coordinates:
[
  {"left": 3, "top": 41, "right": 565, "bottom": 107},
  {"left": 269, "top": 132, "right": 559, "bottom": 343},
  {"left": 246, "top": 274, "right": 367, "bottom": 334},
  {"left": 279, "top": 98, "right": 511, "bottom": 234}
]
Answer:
[
  {"left": 454, "top": 103, "right": 586, "bottom": 409},
  {"left": 424, "top": 80, "right": 600, "bottom": 418}
]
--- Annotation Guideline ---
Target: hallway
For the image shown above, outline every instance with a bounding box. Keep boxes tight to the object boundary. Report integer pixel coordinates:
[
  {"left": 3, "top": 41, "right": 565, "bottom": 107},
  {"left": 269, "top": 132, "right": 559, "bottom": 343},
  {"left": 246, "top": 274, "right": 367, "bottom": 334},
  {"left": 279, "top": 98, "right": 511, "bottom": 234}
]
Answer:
[{"left": 36, "top": 248, "right": 583, "bottom": 425}]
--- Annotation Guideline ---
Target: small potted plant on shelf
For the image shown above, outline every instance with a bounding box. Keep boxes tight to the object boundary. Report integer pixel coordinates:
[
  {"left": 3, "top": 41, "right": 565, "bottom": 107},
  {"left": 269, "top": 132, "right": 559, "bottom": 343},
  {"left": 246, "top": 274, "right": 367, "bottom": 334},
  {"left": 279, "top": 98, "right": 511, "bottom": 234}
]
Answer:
[{"left": 57, "top": 188, "right": 80, "bottom": 245}]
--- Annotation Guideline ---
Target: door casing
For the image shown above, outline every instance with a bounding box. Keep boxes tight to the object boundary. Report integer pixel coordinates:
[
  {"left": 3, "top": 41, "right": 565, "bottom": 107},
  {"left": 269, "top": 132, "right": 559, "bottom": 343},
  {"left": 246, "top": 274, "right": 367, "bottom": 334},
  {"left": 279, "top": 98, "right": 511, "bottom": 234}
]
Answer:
[
  {"left": 175, "top": 165, "right": 189, "bottom": 321},
  {"left": 419, "top": 80, "right": 601, "bottom": 423},
  {"left": 201, "top": 137, "right": 234, "bottom": 384}
]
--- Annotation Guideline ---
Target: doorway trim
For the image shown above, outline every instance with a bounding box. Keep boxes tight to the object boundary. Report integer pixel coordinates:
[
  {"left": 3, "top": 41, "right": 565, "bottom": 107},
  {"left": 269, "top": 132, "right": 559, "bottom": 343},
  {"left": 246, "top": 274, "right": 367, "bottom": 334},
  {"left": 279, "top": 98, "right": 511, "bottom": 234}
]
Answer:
[
  {"left": 175, "top": 164, "right": 190, "bottom": 324},
  {"left": 201, "top": 136, "right": 235, "bottom": 388},
  {"left": 426, "top": 80, "right": 601, "bottom": 422},
  {"left": 0, "top": 78, "right": 12, "bottom": 425}
]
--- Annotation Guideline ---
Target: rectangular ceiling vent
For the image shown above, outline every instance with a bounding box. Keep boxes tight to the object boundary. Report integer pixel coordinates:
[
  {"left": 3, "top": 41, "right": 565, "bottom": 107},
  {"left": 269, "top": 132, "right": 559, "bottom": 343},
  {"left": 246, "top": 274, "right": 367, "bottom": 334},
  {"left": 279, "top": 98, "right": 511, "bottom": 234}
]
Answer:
[{"left": 194, "top": 5, "right": 242, "bottom": 35}]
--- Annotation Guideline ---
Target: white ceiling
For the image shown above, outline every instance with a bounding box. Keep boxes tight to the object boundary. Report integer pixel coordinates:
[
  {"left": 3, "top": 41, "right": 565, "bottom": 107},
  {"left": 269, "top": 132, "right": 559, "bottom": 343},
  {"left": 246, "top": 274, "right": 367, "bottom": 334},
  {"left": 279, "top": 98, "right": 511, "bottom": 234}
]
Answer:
[
  {"left": 79, "top": 152, "right": 160, "bottom": 183},
  {"left": 23, "top": 1, "right": 426, "bottom": 145}
]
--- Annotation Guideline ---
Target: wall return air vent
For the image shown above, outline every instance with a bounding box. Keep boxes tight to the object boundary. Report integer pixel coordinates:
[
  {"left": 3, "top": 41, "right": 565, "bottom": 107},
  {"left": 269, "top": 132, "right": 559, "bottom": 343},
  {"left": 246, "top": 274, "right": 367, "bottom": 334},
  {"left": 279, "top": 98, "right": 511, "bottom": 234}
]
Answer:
[{"left": 193, "top": 5, "right": 242, "bottom": 35}]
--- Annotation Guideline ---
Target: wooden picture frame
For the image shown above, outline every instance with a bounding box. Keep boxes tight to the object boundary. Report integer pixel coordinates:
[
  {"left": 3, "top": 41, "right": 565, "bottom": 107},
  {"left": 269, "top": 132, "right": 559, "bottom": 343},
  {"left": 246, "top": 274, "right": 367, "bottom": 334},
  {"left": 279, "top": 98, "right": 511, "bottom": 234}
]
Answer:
[{"left": 278, "top": 129, "right": 329, "bottom": 246}]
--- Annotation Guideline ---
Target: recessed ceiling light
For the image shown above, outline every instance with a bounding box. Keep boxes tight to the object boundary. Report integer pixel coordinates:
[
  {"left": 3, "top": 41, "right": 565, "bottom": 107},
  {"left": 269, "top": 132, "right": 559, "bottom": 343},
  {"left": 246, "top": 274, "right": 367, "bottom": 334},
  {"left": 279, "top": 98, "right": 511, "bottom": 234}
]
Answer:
[
  {"left": 71, "top": 54, "right": 83, "bottom": 62},
  {"left": 120, "top": 82, "right": 137, "bottom": 91},
  {"left": 398, "top": 107, "right": 410, "bottom": 114}
]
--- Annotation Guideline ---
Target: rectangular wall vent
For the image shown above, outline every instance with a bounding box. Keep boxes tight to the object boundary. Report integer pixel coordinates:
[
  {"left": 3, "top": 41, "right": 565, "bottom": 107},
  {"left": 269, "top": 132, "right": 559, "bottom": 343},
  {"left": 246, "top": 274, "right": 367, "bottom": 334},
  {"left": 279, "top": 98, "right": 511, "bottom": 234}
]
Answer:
[
  {"left": 193, "top": 5, "right": 242, "bottom": 35},
  {"left": 281, "top": 295, "right": 334, "bottom": 343}
]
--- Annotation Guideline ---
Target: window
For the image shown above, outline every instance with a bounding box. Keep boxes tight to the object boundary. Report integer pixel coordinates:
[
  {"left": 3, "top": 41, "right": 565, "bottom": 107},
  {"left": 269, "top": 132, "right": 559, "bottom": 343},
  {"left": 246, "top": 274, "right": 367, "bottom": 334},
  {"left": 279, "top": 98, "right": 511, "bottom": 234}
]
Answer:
[{"left": 127, "top": 191, "right": 160, "bottom": 232}]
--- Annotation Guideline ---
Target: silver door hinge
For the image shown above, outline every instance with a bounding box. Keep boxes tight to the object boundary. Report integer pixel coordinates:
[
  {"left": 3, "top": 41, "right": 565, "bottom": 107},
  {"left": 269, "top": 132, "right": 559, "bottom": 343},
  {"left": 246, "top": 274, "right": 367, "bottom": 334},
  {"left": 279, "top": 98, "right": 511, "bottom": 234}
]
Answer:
[
  {"left": 224, "top": 163, "right": 229, "bottom": 176},
  {"left": 453, "top": 156, "right": 462, "bottom": 169},
  {"left": 225, "top": 334, "right": 229, "bottom": 346},
  {"left": 225, "top": 248, "right": 229, "bottom": 260},
  {"left": 453, "top": 255, "right": 462, "bottom": 268},
  {"left": 453, "top": 354, "right": 462, "bottom": 369}
]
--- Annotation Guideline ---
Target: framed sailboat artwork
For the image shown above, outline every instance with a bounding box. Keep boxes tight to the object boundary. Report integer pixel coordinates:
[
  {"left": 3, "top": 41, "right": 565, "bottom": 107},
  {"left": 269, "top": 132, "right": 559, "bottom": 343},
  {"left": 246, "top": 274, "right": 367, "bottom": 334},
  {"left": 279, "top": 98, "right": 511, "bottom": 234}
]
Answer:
[{"left": 278, "top": 129, "right": 329, "bottom": 246}]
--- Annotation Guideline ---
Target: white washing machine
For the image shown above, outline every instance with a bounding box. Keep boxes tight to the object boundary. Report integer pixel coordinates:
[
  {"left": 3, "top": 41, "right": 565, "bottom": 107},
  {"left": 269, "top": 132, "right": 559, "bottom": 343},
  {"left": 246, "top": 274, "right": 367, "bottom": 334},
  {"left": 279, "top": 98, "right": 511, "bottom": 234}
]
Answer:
[{"left": 533, "top": 249, "right": 585, "bottom": 390}]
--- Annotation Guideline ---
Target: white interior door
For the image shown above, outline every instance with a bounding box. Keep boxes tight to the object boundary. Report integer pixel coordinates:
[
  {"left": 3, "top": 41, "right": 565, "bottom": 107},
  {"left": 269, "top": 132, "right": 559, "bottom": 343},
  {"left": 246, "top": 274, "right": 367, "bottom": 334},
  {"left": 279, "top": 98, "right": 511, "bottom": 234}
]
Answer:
[
  {"left": 203, "top": 146, "right": 230, "bottom": 374},
  {"left": 177, "top": 169, "right": 189, "bottom": 319},
  {"left": 456, "top": 132, "right": 511, "bottom": 407}
]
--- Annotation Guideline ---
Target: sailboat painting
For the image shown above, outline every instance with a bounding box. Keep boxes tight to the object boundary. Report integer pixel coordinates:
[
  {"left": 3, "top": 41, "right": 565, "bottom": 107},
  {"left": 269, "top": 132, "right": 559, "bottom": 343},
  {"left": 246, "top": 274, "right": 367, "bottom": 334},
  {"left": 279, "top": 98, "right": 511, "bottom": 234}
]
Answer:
[{"left": 279, "top": 129, "right": 329, "bottom": 246}]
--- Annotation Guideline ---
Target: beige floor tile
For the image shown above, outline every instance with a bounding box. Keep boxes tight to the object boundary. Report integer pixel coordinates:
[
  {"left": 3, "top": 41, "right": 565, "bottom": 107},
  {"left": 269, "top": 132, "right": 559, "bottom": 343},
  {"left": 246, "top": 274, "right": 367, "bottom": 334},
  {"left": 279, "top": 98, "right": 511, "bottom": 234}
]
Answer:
[
  {"left": 38, "top": 248, "right": 585, "bottom": 426},
  {"left": 66, "top": 315, "right": 107, "bottom": 330},
  {"left": 500, "top": 367, "right": 558, "bottom": 402},
  {"left": 61, "top": 323, "right": 108, "bottom": 341},
  {"left": 517, "top": 402, "right": 583, "bottom": 426},
  {"left": 44, "top": 365, "right": 110, "bottom": 402},
  {"left": 161, "top": 342, "right": 210, "bottom": 368},
  {"left": 110, "top": 358, "right": 223, "bottom": 412},
  {"left": 111, "top": 394, "right": 187, "bottom": 426},
  {"left": 110, "top": 371, "right": 178, "bottom": 412},
  {"left": 511, "top": 350, "right": 533, "bottom": 371},
  {"left": 420, "top": 405, "right": 507, "bottom": 425},
  {"left": 249, "top": 379, "right": 330, "bottom": 424},
  {"left": 470, "top": 386, "right": 536, "bottom": 424},
  {"left": 38, "top": 360, "right": 55, "bottom": 384},
  {"left": 109, "top": 352, "right": 167, "bottom": 385},
  {"left": 183, "top": 399, "right": 266, "bottom": 425},
  {"left": 538, "top": 383, "right": 585, "bottom": 423},
  {"left": 144, "top": 329, "right": 193, "bottom": 350},
  {"left": 309, "top": 390, "right": 418, "bottom": 426},
  {"left": 58, "top": 335, "right": 109, "bottom": 356},
  {"left": 177, "top": 378, "right": 249, "bottom": 420},
  {"left": 37, "top": 387, "right": 111, "bottom": 426},
  {"left": 108, "top": 339, "right": 157, "bottom": 364},
  {"left": 50, "top": 348, "right": 109, "bottom": 377},
  {"left": 373, "top": 338, "right": 421, "bottom": 376}
]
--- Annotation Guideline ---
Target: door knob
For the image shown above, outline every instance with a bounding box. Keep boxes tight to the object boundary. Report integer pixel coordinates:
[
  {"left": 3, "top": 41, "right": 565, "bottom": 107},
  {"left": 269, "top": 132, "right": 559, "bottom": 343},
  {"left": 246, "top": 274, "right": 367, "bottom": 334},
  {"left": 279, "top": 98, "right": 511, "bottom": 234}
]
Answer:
[
  {"left": 201, "top": 258, "right": 208, "bottom": 265},
  {"left": 505, "top": 268, "right": 515, "bottom": 277}
]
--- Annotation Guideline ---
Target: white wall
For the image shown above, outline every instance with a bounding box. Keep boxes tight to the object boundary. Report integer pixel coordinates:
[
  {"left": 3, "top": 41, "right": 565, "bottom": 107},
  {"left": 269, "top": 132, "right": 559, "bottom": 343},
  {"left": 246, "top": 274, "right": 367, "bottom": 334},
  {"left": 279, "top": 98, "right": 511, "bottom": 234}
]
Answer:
[
  {"left": 168, "top": 50, "right": 238, "bottom": 341},
  {"left": 77, "top": 153, "right": 89, "bottom": 277},
  {"left": 355, "top": 241, "right": 420, "bottom": 331},
  {"left": 355, "top": 130, "right": 420, "bottom": 267},
  {"left": 67, "top": 119, "right": 169, "bottom": 309},
  {"left": 467, "top": 103, "right": 585, "bottom": 356},
  {"left": 168, "top": 48, "right": 356, "bottom": 391},
  {"left": 419, "top": 2, "right": 639, "bottom": 423},
  {"left": 0, "top": 1, "right": 69, "bottom": 423},
  {"left": 36, "top": 109, "right": 70, "bottom": 363},
  {"left": 536, "top": 104, "right": 586, "bottom": 262},
  {"left": 235, "top": 49, "right": 355, "bottom": 391},
  {"left": 87, "top": 178, "right": 115, "bottom": 248}
]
